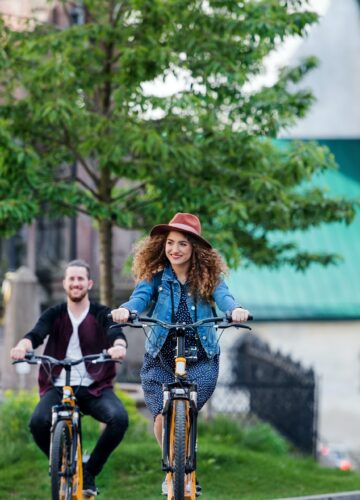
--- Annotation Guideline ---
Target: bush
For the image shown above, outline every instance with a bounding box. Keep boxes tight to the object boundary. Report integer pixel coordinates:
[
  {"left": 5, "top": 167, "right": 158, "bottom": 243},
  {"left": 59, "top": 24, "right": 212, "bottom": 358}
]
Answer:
[
  {"left": 0, "top": 385, "right": 149, "bottom": 468},
  {"left": 0, "top": 389, "right": 38, "bottom": 467},
  {"left": 114, "top": 386, "right": 149, "bottom": 441},
  {"left": 198, "top": 414, "right": 289, "bottom": 456}
]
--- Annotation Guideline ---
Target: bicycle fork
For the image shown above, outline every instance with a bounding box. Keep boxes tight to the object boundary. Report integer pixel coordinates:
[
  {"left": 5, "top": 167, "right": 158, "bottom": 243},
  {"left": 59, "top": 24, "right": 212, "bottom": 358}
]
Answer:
[
  {"left": 162, "top": 383, "right": 198, "bottom": 499},
  {"left": 49, "top": 404, "right": 83, "bottom": 499}
]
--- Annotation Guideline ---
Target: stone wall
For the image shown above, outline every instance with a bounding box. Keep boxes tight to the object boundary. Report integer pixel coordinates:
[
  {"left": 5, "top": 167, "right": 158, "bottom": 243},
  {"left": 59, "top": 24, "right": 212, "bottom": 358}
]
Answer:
[{"left": 0, "top": 267, "right": 40, "bottom": 390}]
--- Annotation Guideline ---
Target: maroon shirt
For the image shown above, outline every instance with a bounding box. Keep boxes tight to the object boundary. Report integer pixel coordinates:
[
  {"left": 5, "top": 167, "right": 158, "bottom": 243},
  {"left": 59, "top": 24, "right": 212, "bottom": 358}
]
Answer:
[{"left": 24, "top": 302, "right": 127, "bottom": 396}]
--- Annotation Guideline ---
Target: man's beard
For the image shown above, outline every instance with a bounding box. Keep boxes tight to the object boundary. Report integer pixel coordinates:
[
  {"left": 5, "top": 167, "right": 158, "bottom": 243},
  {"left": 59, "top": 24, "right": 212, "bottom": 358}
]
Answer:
[{"left": 67, "top": 289, "right": 88, "bottom": 302}]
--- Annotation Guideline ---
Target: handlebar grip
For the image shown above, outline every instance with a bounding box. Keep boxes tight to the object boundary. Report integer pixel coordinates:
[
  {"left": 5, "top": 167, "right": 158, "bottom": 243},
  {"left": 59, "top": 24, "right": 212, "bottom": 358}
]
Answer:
[
  {"left": 107, "top": 310, "right": 137, "bottom": 322},
  {"left": 226, "top": 311, "right": 253, "bottom": 321}
]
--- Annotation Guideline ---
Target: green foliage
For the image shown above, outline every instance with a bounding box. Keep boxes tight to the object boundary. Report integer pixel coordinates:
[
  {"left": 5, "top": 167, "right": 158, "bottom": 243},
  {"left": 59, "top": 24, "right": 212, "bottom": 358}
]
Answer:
[
  {"left": 0, "top": 389, "right": 38, "bottom": 466},
  {"left": 0, "top": 385, "right": 148, "bottom": 468},
  {"left": 115, "top": 385, "right": 149, "bottom": 440},
  {"left": 0, "top": 389, "right": 38, "bottom": 443},
  {"left": 199, "top": 414, "right": 289, "bottom": 456},
  {"left": 1, "top": 404, "right": 360, "bottom": 499},
  {"left": 0, "top": 0, "right": 357, "bottom": 297}
]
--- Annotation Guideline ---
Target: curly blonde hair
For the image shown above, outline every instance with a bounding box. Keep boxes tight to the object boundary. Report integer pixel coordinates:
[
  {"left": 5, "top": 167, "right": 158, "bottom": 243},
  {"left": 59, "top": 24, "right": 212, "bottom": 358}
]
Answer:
[{"left": 131, "top": 233, "right": 228, "bottom": 301}]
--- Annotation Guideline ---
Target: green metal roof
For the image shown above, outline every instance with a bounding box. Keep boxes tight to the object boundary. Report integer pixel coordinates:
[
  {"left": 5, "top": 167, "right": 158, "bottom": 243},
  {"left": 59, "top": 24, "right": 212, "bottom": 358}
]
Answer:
[{"left": 228, "top": 140, "right": 360, "bottom": 320}]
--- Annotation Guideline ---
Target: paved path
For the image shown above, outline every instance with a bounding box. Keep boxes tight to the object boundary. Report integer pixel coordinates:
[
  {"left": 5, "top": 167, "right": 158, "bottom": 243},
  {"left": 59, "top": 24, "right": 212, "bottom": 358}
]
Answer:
[{"left": 279, "top": 492, "right": 360, "bottom": 500}]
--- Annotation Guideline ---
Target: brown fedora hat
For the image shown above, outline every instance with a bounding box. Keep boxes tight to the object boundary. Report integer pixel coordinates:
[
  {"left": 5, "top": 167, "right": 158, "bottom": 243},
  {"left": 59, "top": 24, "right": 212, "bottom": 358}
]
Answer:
[{"left": 150, "top": 213, "right": 212, "bottom": 248}]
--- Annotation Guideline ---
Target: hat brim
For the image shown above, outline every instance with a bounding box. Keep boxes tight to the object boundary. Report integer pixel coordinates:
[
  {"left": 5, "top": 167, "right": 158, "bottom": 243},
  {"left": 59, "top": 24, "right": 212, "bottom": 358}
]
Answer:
[{"left": 150, "top": 224, "right": 212, "bottom": 248}]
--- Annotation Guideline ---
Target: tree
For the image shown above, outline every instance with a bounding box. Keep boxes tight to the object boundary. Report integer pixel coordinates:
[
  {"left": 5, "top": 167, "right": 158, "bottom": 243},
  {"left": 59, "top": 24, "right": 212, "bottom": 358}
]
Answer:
[{"left": 0, "top": 0, "right": 356, "bottom": 305}]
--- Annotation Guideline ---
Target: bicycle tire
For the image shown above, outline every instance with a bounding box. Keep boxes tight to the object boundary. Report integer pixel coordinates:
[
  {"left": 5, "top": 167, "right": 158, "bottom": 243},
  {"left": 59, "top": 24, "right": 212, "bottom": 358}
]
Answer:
[
  {"left": 173, "top": 400, "right": 186, "bottom": 500},
  {"left": 51, "top": 420, "right": 73, "bottom": 500}
]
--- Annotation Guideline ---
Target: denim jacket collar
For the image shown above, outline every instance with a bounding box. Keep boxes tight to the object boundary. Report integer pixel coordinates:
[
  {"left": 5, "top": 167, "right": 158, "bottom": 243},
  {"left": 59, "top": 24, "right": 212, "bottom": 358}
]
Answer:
[{"left": 161, "top": 264, "right": 178, "bottom": 283}]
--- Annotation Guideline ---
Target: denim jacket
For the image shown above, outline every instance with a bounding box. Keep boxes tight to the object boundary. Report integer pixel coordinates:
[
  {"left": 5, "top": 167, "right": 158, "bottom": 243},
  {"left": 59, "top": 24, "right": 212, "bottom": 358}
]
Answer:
[{"left": 121, "top": 265, "right": 241, "bottom": 359}]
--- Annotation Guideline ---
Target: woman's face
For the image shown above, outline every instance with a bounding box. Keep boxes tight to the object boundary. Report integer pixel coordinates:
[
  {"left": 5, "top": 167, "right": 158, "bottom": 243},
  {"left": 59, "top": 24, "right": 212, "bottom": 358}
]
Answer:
[{"left": 165, "top": 231, "right": 193, "bottom": 268}]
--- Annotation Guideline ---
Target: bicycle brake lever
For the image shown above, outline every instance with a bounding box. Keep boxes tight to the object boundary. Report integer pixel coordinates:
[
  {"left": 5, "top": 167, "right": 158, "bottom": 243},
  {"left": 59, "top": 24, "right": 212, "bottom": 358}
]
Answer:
[
  {"left": 218, "top": 323, "right": 252, "bottom": 331},
  {"left": 12, "top": 357, "right": 38, "bottom": 365},
  {"left": 217, "top": 323, "right": 229, "bottom": 329},
  {"left": 234, "top": 323, "right": 252, "bottom": 330}
]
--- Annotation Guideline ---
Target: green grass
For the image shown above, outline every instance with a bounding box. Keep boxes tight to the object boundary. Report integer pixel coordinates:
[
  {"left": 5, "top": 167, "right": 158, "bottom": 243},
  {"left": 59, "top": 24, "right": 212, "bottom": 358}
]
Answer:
[{"left": 1, "top": 391, "right": 360, "bottom": 499}]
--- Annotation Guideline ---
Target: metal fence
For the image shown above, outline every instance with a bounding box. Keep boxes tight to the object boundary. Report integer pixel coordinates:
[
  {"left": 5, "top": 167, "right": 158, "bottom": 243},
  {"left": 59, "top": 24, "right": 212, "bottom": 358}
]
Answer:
[{"left": 228, "top": 332, "right": 318, "bottom": 456}]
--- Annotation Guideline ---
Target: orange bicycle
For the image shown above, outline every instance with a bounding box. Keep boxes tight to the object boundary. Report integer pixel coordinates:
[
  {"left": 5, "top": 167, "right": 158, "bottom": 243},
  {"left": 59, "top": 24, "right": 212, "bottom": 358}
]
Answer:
[
  {"left": 14, "top": 351, "right": 116, "bottom": 500},
  {"left": 119, "top": 311, "right": 252, "bottom": 500}
]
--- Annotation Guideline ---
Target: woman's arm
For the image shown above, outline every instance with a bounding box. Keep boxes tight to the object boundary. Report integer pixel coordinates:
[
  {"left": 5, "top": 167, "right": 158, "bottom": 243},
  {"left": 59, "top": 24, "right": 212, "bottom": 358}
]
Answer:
[
  {"left": 111, "top": 279, "right": 154, "bottom": 322},
  {"left": 213, "top": 280, "right": 250, "bottom": 321},
  {"left": 213, "top": 280, "right": 240, "bottom": 312}
]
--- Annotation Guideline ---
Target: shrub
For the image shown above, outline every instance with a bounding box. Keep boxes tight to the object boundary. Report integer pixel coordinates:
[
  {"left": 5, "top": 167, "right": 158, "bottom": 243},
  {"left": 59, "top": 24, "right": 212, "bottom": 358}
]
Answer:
[
  {"left": 114, "top": 386, "right": 149, "bottom": 441},
  {"left": 0, "top": 389, "right": 38, "bottom": 467},
  {"left": 198, "top": 414, "right": 289, "bottom": 456},
  {"left": 0, "top": 384, "right": 149, "bottom": 469}
]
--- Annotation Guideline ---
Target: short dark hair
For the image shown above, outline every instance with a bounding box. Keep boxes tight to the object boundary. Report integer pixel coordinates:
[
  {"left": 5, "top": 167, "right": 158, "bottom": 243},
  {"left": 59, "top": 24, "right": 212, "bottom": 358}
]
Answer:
[{"left": 65, "top": 259, "right": 91, "bottom": 278}]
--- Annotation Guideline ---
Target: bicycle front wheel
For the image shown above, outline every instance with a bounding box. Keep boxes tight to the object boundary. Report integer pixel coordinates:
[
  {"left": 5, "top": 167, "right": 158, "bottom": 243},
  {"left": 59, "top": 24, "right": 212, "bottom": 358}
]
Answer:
[
  {"left": 173, "top": 400, "right": 187, "bottom": 500},
  {"left": 51, "top": 420, "right": 73, "bottom": 500}
]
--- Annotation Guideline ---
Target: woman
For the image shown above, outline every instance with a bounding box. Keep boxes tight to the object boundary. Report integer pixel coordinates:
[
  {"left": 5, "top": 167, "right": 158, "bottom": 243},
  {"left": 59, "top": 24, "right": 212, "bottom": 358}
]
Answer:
[{"left": 111, "top": 212, "right": 249, "bottom": 493}]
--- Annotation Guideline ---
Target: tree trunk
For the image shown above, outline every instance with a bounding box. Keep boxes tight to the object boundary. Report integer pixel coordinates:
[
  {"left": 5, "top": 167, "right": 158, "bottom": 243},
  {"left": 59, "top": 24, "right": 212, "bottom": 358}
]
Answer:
[
  {"left": 98, "top": 217, "right": 113, "bottom": 306},
  {"left": 98, "top": 159, "right": 113, "bottom": 306}
]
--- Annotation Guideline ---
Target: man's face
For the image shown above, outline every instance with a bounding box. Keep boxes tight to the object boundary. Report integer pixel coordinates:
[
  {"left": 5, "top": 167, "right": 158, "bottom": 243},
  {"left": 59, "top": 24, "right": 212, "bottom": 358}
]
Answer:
[{"left": 63, "top": 266, "right": 93, "bottom": 303}]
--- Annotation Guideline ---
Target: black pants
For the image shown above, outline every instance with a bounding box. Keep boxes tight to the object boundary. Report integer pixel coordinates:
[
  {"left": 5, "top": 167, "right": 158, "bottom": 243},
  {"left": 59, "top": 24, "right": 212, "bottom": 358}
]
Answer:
[{"left": 29, "top": 386, "right": 129, "bottom": 477}]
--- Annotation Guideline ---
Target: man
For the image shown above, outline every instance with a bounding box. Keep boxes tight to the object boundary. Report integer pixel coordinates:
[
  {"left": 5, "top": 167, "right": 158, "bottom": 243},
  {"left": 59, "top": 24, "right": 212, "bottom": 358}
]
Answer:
[{"left": 10, "top": 259, "right": 128, "bottom": 497}]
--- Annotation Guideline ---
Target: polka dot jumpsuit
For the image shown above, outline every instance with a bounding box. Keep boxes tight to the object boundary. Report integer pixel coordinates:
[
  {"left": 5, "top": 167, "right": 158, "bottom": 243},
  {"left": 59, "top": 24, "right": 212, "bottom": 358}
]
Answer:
[{"left": 140, "top": 279, "right": 219, "bottom": 418}]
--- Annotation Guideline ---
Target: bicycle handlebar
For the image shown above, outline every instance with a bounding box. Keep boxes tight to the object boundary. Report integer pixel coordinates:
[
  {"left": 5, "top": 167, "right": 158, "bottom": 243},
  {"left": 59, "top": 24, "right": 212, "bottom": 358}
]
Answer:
[
  {"left": 108, "top": 311, "right": 252, "bottom": 331},
  {"left": 12, "top": 351, "right": 114, "bottom": 366}
]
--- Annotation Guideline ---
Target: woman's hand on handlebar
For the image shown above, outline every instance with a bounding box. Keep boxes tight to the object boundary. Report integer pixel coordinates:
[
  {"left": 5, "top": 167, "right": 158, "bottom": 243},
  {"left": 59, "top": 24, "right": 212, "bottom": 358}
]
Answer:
[
  {"left": 231, "top": 307, "right": 251, "bottom": 323},
  {"left": 110, "top": 307, "right": 130, "bottom": 323}
]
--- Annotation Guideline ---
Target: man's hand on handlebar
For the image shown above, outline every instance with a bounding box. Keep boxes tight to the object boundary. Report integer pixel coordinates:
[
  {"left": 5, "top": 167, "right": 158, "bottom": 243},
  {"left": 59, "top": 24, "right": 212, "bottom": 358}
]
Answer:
[
  {"left": 10, "top": 338, "right": 33, "bottom": 361},
  {"left": 111, "top": 307, "right": 130, "bottom": 323},
  {"left": 231, "top": 307, "right": 251, "bottom": 323}
]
